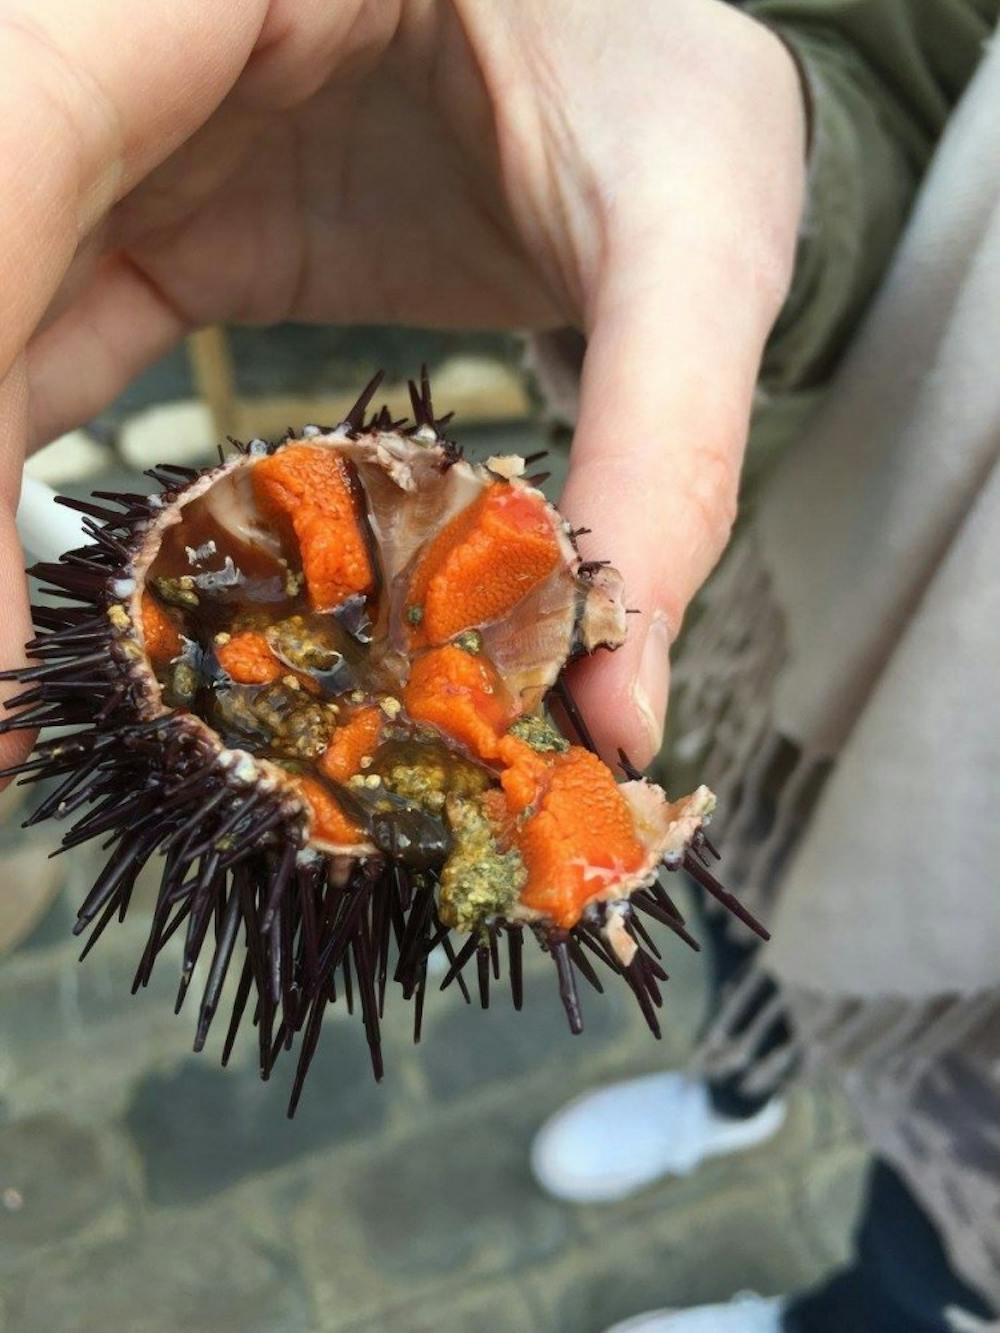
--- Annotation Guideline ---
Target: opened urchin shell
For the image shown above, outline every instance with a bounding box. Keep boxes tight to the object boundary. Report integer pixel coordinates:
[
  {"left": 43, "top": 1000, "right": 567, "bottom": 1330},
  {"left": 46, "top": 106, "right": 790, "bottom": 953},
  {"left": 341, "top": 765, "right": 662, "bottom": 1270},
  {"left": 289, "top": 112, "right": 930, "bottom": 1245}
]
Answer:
[{"left": 1, "top": 370, "right": 766, "bottom": 1114}]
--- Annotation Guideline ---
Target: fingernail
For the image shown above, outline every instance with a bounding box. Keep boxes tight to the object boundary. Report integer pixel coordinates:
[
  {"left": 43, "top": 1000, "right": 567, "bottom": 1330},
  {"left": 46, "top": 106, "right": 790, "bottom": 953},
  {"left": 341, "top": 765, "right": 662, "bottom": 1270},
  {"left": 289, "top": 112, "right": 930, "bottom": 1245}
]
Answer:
[{"left": 632, "top": 613, "right": 671, "bottom": 757}]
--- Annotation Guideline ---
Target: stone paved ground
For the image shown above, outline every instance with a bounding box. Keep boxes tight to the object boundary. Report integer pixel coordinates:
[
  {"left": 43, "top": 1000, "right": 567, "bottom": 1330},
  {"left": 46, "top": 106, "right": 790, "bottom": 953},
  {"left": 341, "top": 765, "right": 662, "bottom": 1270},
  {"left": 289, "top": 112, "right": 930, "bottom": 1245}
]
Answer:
[{"left": 0, "top": 339, "right": 868, "bottom": 1332}]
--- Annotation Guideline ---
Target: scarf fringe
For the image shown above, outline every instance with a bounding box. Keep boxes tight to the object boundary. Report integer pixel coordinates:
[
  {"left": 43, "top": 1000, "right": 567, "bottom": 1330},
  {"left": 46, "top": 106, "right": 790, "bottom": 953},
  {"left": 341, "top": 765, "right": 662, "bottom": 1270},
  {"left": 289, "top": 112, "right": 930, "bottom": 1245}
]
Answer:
[
  {"left": 669, "top": 535, "right": 833, "bottom": 931},
  {"left": 673, "top": 536, "right": 1000, "bottom": 1084},
  {"left": 673, "top": 535, "right": 1000, "bottom": 1309}
]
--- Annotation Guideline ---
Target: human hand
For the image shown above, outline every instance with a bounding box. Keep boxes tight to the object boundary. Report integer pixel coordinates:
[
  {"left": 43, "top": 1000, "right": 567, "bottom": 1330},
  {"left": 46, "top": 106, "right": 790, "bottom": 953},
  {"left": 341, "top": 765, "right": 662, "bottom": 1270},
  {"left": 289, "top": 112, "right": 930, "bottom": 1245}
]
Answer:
[{"left": 1, "top": 0, "right": 806, "bottom": 772}]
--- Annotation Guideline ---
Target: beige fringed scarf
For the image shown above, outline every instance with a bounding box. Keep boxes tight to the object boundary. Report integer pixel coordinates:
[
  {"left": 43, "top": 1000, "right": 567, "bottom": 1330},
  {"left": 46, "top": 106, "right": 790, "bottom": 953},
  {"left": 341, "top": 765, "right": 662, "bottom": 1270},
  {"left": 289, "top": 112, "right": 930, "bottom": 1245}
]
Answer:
[
  {"left": 534, "top": 28, "right": 1000, "bottom": 1321},
  {"left": 674, "top": 33, "right": 1000, "bottom": 1319}
]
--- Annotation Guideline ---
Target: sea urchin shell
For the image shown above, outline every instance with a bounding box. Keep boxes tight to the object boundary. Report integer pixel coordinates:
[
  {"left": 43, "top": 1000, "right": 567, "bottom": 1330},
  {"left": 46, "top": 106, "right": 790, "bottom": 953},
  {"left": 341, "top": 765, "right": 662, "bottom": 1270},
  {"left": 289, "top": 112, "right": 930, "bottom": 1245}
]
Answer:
[{"left": 1, "top": 371, "right": 766, "bottom": 1114}]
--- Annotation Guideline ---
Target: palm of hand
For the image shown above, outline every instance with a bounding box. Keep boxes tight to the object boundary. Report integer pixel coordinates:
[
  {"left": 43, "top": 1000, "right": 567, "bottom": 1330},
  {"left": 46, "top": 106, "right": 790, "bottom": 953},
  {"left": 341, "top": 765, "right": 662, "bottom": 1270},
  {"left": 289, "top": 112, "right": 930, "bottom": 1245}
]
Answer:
[
  {"left": 77, "top": 5, "right": 589, "bottom": 359},
  {"left": 114, "top": 42, "right": 565, "bottom": 333}
]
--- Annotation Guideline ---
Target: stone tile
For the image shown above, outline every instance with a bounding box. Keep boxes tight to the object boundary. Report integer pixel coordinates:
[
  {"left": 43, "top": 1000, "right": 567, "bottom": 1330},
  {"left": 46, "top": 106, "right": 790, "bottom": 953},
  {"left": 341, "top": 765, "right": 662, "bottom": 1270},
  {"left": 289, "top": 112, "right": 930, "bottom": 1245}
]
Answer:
[
  {"left": 415, "top": 892, "right": 707, "bottom": 1110},
  {"left": 0, "top": 923, "right": 180, "bottom": 1073},
  {"left": 17, "top": 849, "right": 175, "bottom": 950},
  {"left": 794, "top": 1141, "right": 869, "bottom": 1269},
  {"left": 124, "top": 1033, "right": 389, "bottom": 1206},
  {"left": 0, "top": 843, "right": 67, "bottom": 958},
  {"left": 293, "top": 1098, "right": 575, "bottom": 1328},
  {"left": 523, "top": 1175, "right": 826, "bottom": 1333},
  {"left": 0, "top": 1115, "right": 120, "bottom": 1265},
  {"left": 416, "top": 964, "right": 629, "bottom": 1104},
  {"left": 337, "top": 1278, "right": 539, "bottom": 1333},
  {"left": 640, "top": 914, "right": 711, "bottom": 1050},
  {"left": 9, "top": 877, "right": 77, "bottom": 956},
  {"left": 3, "top": 1201, "right": 312, "bottom": 1333},
  {"left": 0, "top": 781, "right": 27, "bottom": 829}
]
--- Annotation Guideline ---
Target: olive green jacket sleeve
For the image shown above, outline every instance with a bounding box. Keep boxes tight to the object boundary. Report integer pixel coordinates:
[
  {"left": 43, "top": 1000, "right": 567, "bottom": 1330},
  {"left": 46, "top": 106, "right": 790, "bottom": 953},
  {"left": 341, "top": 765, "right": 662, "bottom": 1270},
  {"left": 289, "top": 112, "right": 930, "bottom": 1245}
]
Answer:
[{"left": 749, "top": 0, "right": 998, "bottom": 394}]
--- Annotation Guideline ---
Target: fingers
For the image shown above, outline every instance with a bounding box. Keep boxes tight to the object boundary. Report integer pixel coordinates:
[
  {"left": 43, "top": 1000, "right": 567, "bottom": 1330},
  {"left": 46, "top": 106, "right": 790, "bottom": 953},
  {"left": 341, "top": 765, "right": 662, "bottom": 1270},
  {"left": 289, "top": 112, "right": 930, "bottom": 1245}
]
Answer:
[
  {"left": 0, "top": 0, "right": 269, "bottom": 382},
  {"left": 560, "top": 205, "right": 798, "bottom": 770},
  {"left": 0, "top": 518, "right": 35, "bottom": 777},
  {"left": 238, "top": 0, "right": 392, "bottom": 107},
  {"left": 25, "top": 252, "right": 189, "bottom": 450},
  {"left": 0, "top": 364, "right": 38, "bottom": 776}
]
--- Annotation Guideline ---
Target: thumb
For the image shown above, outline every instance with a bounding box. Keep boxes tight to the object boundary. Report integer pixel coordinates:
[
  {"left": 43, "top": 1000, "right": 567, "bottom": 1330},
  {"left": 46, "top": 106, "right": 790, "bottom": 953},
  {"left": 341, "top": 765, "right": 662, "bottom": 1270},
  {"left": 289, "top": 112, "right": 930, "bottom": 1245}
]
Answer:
[
  {"left": 0, "top": 364, "right": 39, "bottom": 779},
  {"left": 559, "top": 210, "right": 795, "bottom": 769}
]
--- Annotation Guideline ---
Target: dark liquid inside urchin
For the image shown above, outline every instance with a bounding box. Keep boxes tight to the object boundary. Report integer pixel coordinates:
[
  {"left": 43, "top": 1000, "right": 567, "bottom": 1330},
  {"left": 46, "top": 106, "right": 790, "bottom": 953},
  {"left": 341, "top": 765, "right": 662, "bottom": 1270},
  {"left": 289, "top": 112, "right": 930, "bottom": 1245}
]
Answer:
[{"left": 142, "top": 462, "right": 484, "bottom": 869}]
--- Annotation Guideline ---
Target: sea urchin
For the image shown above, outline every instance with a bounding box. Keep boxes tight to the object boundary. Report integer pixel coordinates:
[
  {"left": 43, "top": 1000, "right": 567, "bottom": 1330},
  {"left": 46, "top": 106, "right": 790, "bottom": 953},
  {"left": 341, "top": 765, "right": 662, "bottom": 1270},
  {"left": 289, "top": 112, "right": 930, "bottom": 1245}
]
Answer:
[{"left": 1, "top": 371, "right": 766, "bottom": 1114}]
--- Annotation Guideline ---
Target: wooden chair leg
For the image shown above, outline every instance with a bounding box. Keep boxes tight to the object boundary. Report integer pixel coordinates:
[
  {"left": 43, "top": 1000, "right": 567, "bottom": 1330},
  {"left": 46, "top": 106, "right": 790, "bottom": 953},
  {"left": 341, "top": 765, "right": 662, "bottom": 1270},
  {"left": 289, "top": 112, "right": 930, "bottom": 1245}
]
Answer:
[{"left": 187, "top": 327, "right": 237, "bottom": 440}]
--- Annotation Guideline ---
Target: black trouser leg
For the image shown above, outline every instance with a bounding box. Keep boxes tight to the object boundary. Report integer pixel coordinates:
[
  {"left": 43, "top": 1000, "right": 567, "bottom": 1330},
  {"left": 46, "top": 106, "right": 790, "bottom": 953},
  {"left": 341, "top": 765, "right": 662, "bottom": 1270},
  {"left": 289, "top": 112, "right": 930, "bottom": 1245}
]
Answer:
[
  {"left": 696, "top": 896, "right": 792, "bottom": 1121},
  {"left": 783, "top": 1158, "right": 996, "bottom": 1333}
]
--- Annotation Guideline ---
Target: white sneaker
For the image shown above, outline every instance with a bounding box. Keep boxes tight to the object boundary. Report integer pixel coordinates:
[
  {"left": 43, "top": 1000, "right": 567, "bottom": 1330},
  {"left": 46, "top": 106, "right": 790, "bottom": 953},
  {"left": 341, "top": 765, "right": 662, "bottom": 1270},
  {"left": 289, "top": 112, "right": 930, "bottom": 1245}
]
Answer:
[
  {"left": 530, "top": 1072, "right": 786, "bottom": 1203},
  {"left": 605, "top": 1292, "right": 785, "bottom": 1332}
]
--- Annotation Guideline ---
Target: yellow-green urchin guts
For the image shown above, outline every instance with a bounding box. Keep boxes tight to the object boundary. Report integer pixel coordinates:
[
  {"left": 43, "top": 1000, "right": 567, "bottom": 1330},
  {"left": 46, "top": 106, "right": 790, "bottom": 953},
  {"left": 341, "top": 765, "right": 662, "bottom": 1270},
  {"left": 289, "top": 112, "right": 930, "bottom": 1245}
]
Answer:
[{"left": 438, "top": 796, "right": 527, "bottom": 932}]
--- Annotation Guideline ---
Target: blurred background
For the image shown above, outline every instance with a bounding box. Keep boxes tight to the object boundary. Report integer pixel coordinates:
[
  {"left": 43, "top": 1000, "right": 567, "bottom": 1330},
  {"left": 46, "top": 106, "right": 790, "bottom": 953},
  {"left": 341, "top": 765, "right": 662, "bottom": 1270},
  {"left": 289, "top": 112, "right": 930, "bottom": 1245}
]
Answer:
[{"left": 0, "top": 328, "right": 866, "bottom": 1333}]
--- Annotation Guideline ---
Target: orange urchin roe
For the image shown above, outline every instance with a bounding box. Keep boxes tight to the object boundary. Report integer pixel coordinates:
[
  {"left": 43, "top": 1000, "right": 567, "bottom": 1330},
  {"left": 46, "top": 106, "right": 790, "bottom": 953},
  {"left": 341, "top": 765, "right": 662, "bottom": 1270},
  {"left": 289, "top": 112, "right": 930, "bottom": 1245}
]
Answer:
[
  {"left": 319, "top": 706, "right": 383, "bottom": 783},
  {"left": 407, "top": 483, "right": 560, "bottom": 645},
  {"left": 215, "top": 630, "right": 321, "bottom": 694},
  {"left": 251, "top": 445, "right": 373, "bottom": 612},
  {"left": 480, "top": 787, "right": 518, "bottom": 843},
  {"left": 496, "top": 733, "right": 552, "bottom": 814},
  {"left": 514, "top": 747, "right": 646, "bottom": 929},
  {"left": 141, "top": 593, "right": 182, "bottom": 665},
  {"left": 216, "top": 631, "right": 283, "bottom": 685},
  {"left": 403, "top": 645, "right": 517, "bottom": 761},
  {"left": 295, "top": 774, "right": 365, "bottom": 846}
]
